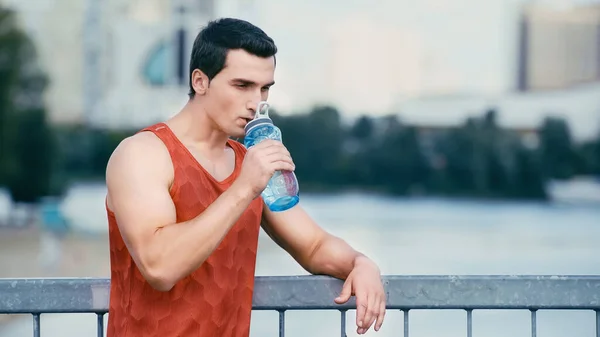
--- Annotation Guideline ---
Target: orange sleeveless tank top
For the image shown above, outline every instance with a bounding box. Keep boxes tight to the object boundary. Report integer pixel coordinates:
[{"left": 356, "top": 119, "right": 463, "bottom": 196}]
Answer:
[{"left": 106, "top": 122, "right": 264, "bottom": 337}]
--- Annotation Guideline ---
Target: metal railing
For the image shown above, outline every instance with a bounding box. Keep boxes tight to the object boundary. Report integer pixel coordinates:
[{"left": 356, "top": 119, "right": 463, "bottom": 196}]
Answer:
[{"left": 1, "top": 275, "right": 599, "bottom": 337}]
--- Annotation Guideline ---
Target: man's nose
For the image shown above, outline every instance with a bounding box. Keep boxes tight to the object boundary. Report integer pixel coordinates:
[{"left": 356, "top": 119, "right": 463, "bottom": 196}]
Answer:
[{"left": 246, "top": 97, "right": 262, "bottom": 114}]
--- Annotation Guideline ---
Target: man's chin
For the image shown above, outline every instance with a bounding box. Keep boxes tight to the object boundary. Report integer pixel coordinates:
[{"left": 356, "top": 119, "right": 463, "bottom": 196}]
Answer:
[{"left": 229, "top": 129, "right": 245, "bottom": 140}]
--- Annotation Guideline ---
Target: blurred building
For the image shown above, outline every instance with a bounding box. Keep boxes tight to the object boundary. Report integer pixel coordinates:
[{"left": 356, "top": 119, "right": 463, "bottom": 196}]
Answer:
[
  {"left": 2, "top": 0, "right": 217, "bottom": 128},
  {"left": 390, "top": 1, "right": 600, "bottom": 142},
  {"left": 0, "top": 0, "right": 87, "bottom": 125},
  {"left": 325, "top": 19, "right": 423, "bottom": 115},
  {"left": 517, "top": 2, "right": 600, "bottom": 91},
  {"left": 90, "top": 0, "right": 217, "bottom": 129}
]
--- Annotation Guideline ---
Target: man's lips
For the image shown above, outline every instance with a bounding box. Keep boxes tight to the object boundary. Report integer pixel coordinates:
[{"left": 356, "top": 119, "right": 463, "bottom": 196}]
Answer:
[{"left": 240, "top": 117, "right": 252, "bottom": 125}]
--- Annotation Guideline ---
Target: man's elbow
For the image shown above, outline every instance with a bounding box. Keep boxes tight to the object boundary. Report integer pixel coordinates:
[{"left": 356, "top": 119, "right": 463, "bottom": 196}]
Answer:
[
  {"left": 150, "top": 280, "right": 175, "bottom": 292},
  {"left": 143, "top": 266, "right": 176, "bottom": 292},
  {"left": 301, "top": 235, "right": 327, "bottom": 275},
  {"left": 134, "top": 254, "right": 177, "bottom": 292}
]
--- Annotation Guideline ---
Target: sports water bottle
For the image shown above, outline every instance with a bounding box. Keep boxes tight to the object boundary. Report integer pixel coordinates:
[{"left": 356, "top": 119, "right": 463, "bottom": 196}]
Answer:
[{"left": 244, "top": 101, "right": 300, "bottom": 212}]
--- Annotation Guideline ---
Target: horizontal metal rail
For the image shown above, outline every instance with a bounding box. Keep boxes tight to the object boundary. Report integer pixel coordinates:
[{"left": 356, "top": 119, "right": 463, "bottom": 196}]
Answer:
[{"left": 1, "top": 275, "right": 599, "bottom": 337}]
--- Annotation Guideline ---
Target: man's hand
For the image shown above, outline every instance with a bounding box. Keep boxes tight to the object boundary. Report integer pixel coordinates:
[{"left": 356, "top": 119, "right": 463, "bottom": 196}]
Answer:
[
  {"left": 334, "top": 256, "right": 386, "bottom": 334},
  {"left": 237, "top": 139, "right": 295, "bottom": 198}
]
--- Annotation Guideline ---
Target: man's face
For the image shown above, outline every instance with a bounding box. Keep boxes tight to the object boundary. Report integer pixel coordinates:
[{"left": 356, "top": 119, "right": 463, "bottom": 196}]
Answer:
[{"left": 195, "top": 49, "right": 275, "bottom": 138}]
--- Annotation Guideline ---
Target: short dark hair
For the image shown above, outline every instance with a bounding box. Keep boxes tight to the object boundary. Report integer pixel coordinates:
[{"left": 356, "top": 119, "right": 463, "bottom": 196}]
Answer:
[{"left": 188, "top": 17, "right": 277, "bottom": 98}]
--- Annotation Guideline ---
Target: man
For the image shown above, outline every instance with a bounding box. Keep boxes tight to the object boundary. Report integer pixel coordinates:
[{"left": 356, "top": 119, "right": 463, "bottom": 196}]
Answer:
[{"left": 105, "top": 18, "right": 385, "bottom": 336}]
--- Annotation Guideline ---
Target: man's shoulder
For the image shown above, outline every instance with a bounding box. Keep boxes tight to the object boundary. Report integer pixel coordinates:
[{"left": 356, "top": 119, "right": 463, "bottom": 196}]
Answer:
[
  {"left": 114, "top": 131, "right": 168, "bottom": 158},
  {"left": 106, "top": 131, "right": 171, "bottom": 180}
]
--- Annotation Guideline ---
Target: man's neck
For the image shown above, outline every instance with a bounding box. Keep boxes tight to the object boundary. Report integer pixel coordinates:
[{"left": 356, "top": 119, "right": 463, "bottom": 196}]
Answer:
[{"left": 166, "top": 101, "right": 231, "bottom": 157}]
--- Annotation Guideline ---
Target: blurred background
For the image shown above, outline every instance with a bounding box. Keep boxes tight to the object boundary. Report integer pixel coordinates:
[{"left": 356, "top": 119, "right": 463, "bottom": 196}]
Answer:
[{"left": 1, "top": 0, "right": 599, "bottom": 336}]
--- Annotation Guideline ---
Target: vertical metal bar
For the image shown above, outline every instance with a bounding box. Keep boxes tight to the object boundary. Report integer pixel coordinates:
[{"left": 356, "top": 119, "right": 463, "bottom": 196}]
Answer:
[
  {"left": 403, "top": 310, "right": 409, "bottom": 337},
  {"left": 278, "top": 310, "right": 285, "bottom": 337},
  {"left": 466, "top": 309, "right": 472, "bottom": 337},
  {"left": 596, "top": 310, "right": 599, "bottom": 337},
  {"left": 97, "top": 313, "right": 105, "bottom": 337},
  {"left": 530, "top": 310, "right": 537, "bottom": 337},
  {"left": 340, "top": 310, "right": 347, "bottom": 337},
  {"left": 32, "top": 313, "right": 40, "bottom": 337}
]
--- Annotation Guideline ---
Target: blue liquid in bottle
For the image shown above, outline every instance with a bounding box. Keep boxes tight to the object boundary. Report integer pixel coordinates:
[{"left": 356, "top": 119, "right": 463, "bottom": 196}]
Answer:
[{"left": 244, "top": 101, "right": 300, "bottom": 212}]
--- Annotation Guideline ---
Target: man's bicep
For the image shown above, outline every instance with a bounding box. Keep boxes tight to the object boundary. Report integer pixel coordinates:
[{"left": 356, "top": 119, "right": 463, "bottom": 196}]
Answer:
[{"left": 106, "top": 136, "right": 176, "bottom": 258}]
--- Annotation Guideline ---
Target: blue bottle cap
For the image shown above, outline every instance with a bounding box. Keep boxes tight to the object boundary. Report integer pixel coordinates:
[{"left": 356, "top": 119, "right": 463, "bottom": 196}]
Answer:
[{"left": 244, "top": 101, "right": 273, "bottom": 135}]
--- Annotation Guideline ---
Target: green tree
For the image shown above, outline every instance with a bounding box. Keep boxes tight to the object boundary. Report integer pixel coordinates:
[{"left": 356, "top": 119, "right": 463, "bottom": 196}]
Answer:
[
  {"left": 350, "top": 115, "right": 374, "bottom": 141},
  {"left": 0, "top": 7, "right": 25, "bottom": 186},
  {"left": 8, "top": 108, "right": 56, "bottom": 202},
  {"left": 363, "top": 115, "right": 428, "bottom": 195},
  {"left": 273, "top": 105, "right": 345, "bottom": 187},
  {"left": 539, "top": 116, "right": 575, "bottom": 180},
  {"left": 0, "top": 6, "right": 56, "bottom": 203}
]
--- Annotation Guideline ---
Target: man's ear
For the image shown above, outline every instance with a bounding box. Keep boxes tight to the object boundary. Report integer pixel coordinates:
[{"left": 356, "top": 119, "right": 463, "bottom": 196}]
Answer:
[{"left": 191, "top": 69, "right": 210, "bottom": 95}]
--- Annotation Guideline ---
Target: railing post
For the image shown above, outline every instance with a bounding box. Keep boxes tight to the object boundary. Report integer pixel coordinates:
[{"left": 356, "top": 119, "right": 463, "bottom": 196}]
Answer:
[
  {"left": 596, "top": 310, "right": 599, "bottom": 337},
  {"left": 530, "top": 309, "right": 537, "bottom": 337},
  {"left": 466, "top": 309, "right": 473, "bottom": 337},
  {"left": 32, "top": 313, "right": 40, "bottom": 337},
  {"left": 277, "top": 309, "right": 285, "bottom": 337},
  {"left": 97, "top": 313, "right": 105, "bottom": 337},
  {"left": 403, "top": 309, "right": 409, "bottom": 337},
  {"left": 340, "top": 309, "right": 347, "bottom": 337}
]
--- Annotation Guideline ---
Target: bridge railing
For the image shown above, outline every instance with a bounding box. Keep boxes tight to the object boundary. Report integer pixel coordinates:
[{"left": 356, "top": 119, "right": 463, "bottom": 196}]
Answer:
[{"left": 1, "top": 275, "right": 599, "bottom": 337}]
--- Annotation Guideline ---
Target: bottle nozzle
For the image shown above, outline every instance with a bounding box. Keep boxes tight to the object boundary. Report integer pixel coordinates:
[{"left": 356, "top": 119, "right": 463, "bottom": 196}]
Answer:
[
  {"left": 245, "top": 101, "right": 273, "bottom": 134},
  {"left": 255, "top": 101, "right": 270, "bottom": 119}
]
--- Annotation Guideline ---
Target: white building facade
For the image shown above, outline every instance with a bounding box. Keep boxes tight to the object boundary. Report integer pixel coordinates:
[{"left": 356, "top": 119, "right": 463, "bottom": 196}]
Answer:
[{"left": 2, "top": 0, "right": 218, "bottom": 128}]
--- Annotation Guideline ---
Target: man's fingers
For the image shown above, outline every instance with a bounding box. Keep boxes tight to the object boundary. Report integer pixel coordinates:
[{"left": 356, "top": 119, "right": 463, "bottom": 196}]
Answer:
[
  {"left": 252, "top": 142, "right": 292, "bottom": 164},
  {"left": 375, "top": 296, "right": 386, "bottom": 331},
  {"left": 253, "top": 142, "right": 288, "bottom": 156},
  {"left": 272, "top": 161, "right": 296, "bottom": 172},
  {"left": 266, "top": 152, "right": 293, "bottom": 164},
  {"left": 254, "top": 140, "right": 291, "bottom": 156},
  {"left": 252, "top": 139, "right": 281, "bottom": 148},
  {"left": 266, "top": 154, "right": 295, "bottom": 173},
  {"left": 361, "top": 293, "right": 378, "bottom": 333},
  {"left": 355, "top": 295, "right": 368, "bottom": 334},
  {"left": 334, "top": 281, "right": 352, "bottom": 304}
]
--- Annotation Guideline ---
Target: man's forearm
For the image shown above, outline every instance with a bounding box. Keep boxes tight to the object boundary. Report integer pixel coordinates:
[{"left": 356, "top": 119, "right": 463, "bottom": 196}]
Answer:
[
  {"left": 142, "top": 181, "right": 255, "bottom": 290},
  {"left": 306, "top": 234, "right": 370, "bottom": 280}
]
